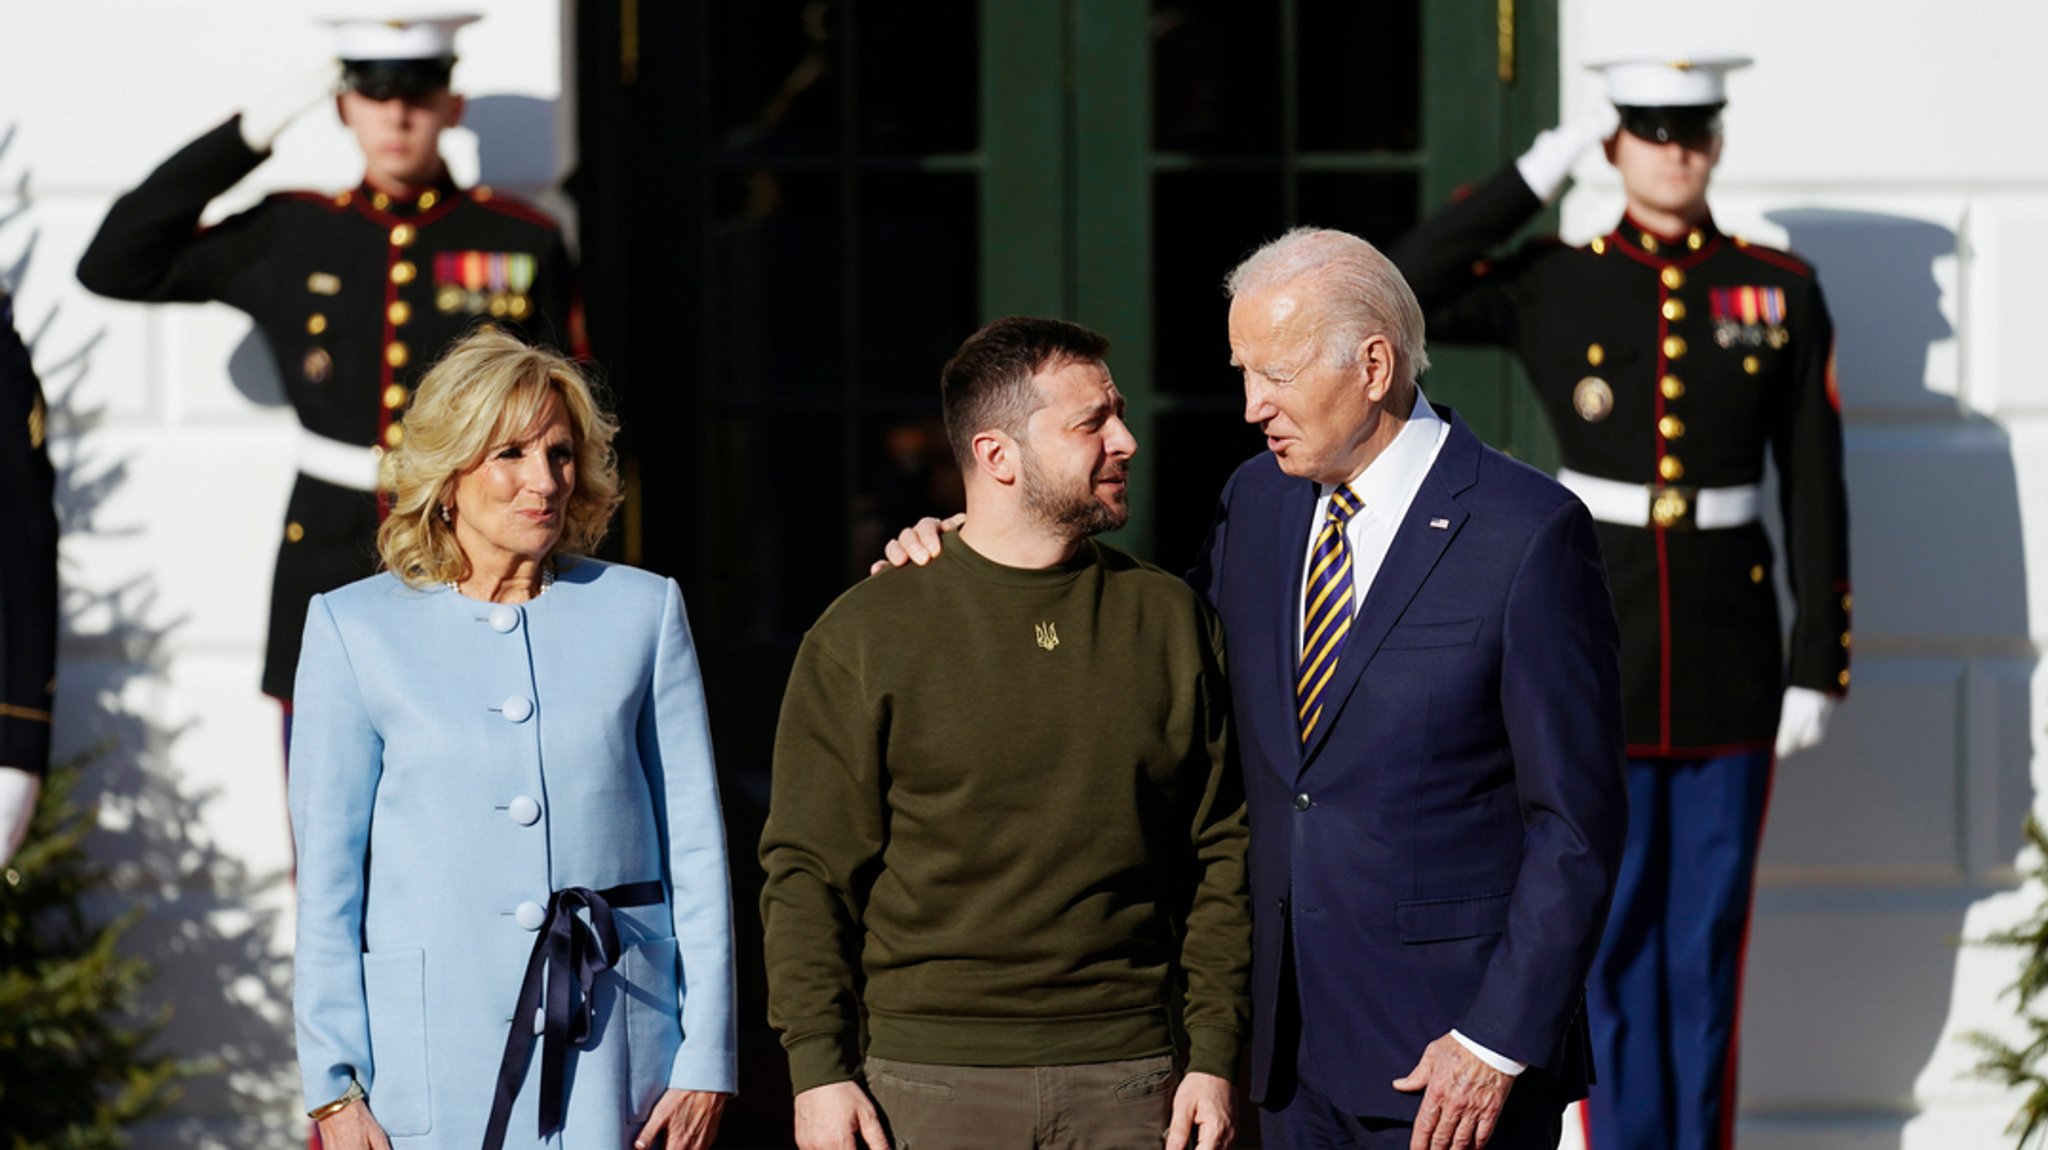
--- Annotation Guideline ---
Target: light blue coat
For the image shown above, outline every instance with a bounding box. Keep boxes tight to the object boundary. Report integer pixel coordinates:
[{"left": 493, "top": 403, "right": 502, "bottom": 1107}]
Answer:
[{"left": 289, "top": 559, "right": 736, "bottom": 1148}]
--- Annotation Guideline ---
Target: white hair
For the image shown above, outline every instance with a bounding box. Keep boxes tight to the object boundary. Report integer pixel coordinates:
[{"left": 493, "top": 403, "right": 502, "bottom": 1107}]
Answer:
[{"left": 1224, "top": 227, "right": 1430, "bottom": 383}]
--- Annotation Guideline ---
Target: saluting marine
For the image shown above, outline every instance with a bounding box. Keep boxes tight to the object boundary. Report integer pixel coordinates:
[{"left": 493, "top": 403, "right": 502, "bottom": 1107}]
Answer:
[
  {"left": 1390, "top": 56, "right": 1850, "bottom": 1150},
  {"left": 76, "top": 13, "right": 576, "bottom": 707},
  {"left": 0, "top": 288, "right": 59, "bottom": 867}
]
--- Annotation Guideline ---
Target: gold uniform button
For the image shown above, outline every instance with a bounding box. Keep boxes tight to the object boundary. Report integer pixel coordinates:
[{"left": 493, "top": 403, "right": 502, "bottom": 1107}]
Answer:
[
  {"left": 383, "top": 423, "right": 405, "bottom": 448},
  {"left": 286, "top": 521, "right": 305, "bottom": 543},
  {"left": 1743, "top": 355, "right": 1761, "bottom": 375},
  {"left": 474, "top": 186, "right": 494, "bottom": 202},
  {"left": 1663, "top": 335, "right": 1688, "bottom": 360},
  {"left": 383, "top": 384, "right": 408, "bottom": 409},
  {"left": 1659, "top": 415, "right": 1686, "bottom": 440},
  {"left": 1687, "top": 230, "right": 1705, "bottom": 251},
  {"left": 371, "top": 191, "right": 391, "bottom": 211},
  {"left": 1662, "top": 299, "right": 1686, "bottom": 322},
  {"left": 1842, "top": 593, "right": 1854, "bottom": 611},
  {"left": 390, "top": 223, "right": 416, "bottom": 247},
  {"left": 388, "top": 300, "right": 412, "bottom": 326},
  {"left": 418, "top": 190, "right": 439, "bottom": 210},
  {"left": 1586, "top": 342, "right": 1606, "bottom": 366},
  {"left": 1841, "top": 632, "right": 1853, "bottom": 649},
  {"left": 306, "top": 312, "right": 327, "bottom": 335},
  {"left": 1838, "top": 669, "right": 1852, "bottom": 688},
  {"left": 1590, "top": 236, "right": 1608, "bottom": 255},
  {"left": 333, "top": 191, "right": 352, "bottom": 208},
  {"left": 1640, "top": 234, "right": 1660, "bottom": 254},
  {"left": 386, "top": 341, "right": 410, "bottom": 368},
  {"left": 1661, "top": 267, "right": 1685, "bottom": 291},
  {"left": 1661, "top": 374, "right": 1685, "bottom": 400},
  {"left": 1750, "top": 565, "right": 1766, "bottom": 584},
  {"left": 1658, "top": 455, "right": 1685, "bottom": 482},
  {"left": 391, "top": 260, "right": 417, "bottom": 285}
]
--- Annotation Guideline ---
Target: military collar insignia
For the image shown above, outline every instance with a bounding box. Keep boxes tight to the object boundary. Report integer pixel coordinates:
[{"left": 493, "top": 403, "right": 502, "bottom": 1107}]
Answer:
[
  {"left": 351, "top": 170, "right": 463, "bottom": 220},
  {"left": 1614, "top": 213, "right": 1720, "bottom": 260}
]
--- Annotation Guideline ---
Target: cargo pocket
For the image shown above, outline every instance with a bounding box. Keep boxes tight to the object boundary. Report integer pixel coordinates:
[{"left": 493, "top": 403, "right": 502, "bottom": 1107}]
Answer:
[
  {"left": 362, "top": 948, "right": 432, "bottom": 1136},
  {"left": 620, "top": 936, "right": 683, "bottom": 1109}
]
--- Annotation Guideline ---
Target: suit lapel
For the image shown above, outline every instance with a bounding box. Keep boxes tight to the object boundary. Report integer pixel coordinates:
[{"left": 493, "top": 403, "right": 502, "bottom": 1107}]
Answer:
[
  {"left": 1259, "top": 478, "right": 1317, "bottom": 783},
  {"left": 1299, "top": 409, "right": 1480, "bottom": 771}
]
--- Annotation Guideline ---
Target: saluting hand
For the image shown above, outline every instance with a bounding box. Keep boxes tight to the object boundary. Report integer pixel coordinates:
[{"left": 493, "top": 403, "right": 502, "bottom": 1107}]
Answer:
[
  {"left": 315, "top": 1100, "right": 393, "bottom": 1150},
  {"left": 1392, "top": 1034, "right": 1513, "bottom": 1150},
  {"left": 635, "top": 1088, "right": 729, "bottom": 1150}
]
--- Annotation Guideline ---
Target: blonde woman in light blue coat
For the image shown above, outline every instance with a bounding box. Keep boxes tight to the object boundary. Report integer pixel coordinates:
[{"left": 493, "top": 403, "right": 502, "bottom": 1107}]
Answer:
[{"left": 290, "top": 328, "right": 736, "bottom": 1150}]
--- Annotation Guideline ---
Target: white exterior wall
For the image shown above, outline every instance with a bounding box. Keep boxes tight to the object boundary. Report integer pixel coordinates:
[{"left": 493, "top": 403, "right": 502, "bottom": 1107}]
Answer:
[
  {"left": 0, "top": 4, "right": 567, "bottom": 1145},
  {"left": 1557, "top": 3, "right": 2048, "bottom": 1147}
]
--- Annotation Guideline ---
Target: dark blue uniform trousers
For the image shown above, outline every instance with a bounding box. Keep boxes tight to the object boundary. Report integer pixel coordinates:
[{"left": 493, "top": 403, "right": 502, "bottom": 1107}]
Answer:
[{"left": 1583, "top": 749, "right": 1774, "bottom": 1150}]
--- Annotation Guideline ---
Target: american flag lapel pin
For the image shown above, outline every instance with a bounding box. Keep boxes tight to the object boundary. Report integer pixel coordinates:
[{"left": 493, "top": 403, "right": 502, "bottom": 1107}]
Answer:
[{"left": 1429, "top": 517, "right": 1450, "bottom": 530}]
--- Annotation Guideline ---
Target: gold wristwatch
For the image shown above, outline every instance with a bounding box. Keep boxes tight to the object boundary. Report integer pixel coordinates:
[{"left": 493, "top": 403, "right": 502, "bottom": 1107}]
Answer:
[{"left": 307, "top": 1079, "right": 366, "bottom": 1122}]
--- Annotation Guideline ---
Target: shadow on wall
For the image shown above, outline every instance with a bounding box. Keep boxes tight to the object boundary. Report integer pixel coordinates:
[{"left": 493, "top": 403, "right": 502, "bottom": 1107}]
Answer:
[
  {"left": 228, "top": 92, "right": 564, "bottom": 407},
  {"left": 1740, "top": 209, "right": 2035, "bottom": 1144},
  {"left": 4, "top": 126, "right": 299, "bottom": 1144}
]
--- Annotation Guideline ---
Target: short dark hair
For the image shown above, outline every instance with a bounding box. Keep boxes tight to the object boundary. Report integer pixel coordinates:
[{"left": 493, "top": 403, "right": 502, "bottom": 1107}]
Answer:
[{"left": 940, "top": 317, "right": 1111, "bottom": 468}]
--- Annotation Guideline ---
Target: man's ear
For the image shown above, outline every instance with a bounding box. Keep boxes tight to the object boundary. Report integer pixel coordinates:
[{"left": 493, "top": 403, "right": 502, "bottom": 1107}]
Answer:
[
  {"left": 1358, "top": 333, "right": 1398, "bottom": 403},
  {"left": 335, "top": 93, "right": 351, "bottom": 127},
  {"left": 1602, "top": 133, "right": 1619, "bottom": 166},
  {"left": 446, "top": 92, "right": 467, "bottom": 128},
  {"left": 971, "top": 429, "right": 1019, "bottom": 485}
]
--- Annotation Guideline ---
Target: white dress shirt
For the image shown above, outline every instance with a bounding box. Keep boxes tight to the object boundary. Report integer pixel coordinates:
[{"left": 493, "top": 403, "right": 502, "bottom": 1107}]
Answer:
[{"left": 1292, "top": 395, "right": 1527, "bottom": 1078}]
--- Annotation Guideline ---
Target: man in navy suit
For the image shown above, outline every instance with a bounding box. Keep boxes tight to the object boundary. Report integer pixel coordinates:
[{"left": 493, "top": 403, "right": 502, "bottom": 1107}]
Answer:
[
  {"left": 1193, "top": 228, "right": 1627, "bottom": 1150},
  {"left": 877, "top": 228, "right": 1625, "bottom": 1149}
]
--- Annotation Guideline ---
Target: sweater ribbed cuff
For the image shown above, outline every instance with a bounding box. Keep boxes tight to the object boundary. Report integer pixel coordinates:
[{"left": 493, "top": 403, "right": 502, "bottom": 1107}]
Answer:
[
  {"left": 1184, "top": 1024, "right": 1244, "bottom": 1082},
  {"left": 784, "top": 1031, "right": 861, "bottom": 1095}
]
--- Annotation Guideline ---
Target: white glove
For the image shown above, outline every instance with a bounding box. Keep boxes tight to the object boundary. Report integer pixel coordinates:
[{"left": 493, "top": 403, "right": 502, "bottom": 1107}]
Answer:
[
  {"left": 1774, "top": 686, "right": 1838, "bottom": 759},
  {"left": 0, "top": 766, "right": 40, "bottom": 867},
  {"left": 1514, "top": 102, "right": 1622, "bottom": 204},
  {"left": 239, "top": 63, "right": 344, "bottom": 153}
]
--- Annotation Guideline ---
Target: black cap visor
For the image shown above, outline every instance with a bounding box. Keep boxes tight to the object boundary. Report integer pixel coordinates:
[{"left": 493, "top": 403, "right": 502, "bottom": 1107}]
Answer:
[
  {"left": 1618, "top": 103, "right": 1724, "bottom": 146},
  {"left": 342, "top": 58, "right": 455, "bottom": 102}
]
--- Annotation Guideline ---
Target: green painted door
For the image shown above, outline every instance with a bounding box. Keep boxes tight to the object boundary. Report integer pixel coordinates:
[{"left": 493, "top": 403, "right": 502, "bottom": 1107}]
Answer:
[{"left": 980, "top": 0, "right": 1562, "bottom": 573}]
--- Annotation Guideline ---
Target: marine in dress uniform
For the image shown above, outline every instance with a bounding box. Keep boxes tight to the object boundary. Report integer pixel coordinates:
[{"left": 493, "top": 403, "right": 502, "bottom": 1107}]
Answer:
[
  {"left": 0, "top": 289, "right": 59, "bottom": 866},
  {"left": 1389, "top": 57, "right": 1851, "bottom": 1150},
  {"left": 75, "top": 14, "right": 576, "bottom": 704}
]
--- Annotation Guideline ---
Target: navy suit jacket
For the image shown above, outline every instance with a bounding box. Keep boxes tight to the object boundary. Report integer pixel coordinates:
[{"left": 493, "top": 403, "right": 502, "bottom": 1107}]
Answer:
[{"left": 1189, "top": 407, "right": 1626, "bottom": 1120}]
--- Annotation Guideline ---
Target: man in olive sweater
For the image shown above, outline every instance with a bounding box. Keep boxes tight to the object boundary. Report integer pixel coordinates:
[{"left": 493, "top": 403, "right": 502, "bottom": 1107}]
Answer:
[{"left": 761, "top": 317, "right": 1251, "bottom": 1150}]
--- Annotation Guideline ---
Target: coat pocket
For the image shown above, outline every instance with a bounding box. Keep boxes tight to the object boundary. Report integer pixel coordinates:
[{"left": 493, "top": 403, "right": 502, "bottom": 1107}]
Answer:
[
  {"left": 1381, "top": 617, "right": 1482, "bottom": 650},
  {"left": 620, "top": 936, "right": 683, "bottom": 1111},
  {"left": 362, "top": 948, "right": 432, "bottom": 1136},
  {"left": 1396, "top": 890, "right": 1513, "bottom": 943}
]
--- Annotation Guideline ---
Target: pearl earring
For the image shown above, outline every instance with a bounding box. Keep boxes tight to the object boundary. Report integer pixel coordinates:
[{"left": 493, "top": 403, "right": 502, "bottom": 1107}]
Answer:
[{"left": 439, "top": 504, "right": 452, "bottom": 524}]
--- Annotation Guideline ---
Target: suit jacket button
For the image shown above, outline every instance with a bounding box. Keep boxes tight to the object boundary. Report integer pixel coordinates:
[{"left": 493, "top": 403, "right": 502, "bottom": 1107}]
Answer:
[
  {"left": 488, "top": 605, "right": 520, "bottom": 633},
  {"left": 1293, "top": 792, "right": 1312, "bottom": 811},
  {"left": 514, "top": 900, "right": 546, "bottom": 930},
  {"left": 508, "top": 795, "right": 541, "bottom": 825},
  {"left": 501, "top": 695, "right": 534, "bottom": 723}
]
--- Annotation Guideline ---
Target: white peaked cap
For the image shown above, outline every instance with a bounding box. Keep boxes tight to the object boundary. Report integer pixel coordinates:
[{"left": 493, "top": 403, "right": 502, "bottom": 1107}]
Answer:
[
  {"left": 1587, "top": 54, "right": 1754, "bottom": 107},
  {"left": 323, "top": 12, "right": 481, "bottom": 61}
]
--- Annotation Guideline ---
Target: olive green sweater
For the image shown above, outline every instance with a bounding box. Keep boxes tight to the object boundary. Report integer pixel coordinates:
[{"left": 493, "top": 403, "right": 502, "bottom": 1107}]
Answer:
[{"left": 760, "top": 537, "right": 1250, "bottom": 1093}]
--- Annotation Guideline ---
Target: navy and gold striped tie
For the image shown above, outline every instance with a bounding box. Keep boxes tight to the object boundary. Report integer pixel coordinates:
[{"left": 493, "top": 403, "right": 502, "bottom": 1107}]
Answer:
[{"left": 1299, "top": 486, "right": 1362, "bottom": 742}]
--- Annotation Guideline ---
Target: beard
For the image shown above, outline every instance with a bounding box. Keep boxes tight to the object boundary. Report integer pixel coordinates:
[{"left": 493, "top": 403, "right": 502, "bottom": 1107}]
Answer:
[{"left": 1020, "top": 449, "right": 1128, "bottom": 540}]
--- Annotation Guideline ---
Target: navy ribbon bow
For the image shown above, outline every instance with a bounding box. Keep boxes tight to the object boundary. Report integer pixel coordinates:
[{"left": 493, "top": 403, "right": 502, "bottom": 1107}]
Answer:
[{"left": 482, "top": 880, "right": 665, "bottom": 1150}]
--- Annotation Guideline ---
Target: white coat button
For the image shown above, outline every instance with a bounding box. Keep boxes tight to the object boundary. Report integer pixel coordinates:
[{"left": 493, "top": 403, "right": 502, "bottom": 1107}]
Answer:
[
  {"left": 488, "top": 605, "right": 520, "bottom": 633},
  {"left": 501, "top": 695, "right": 533, "bottom": 723},
  {"left": 508, "top": 795, "right": 541, "bottom": 826},
  {"left": 533, "top": 1006, "right": 547, "bottom": 1035},
  {"left": 514, "top": 900, "right": 546, "bottom": 930}
]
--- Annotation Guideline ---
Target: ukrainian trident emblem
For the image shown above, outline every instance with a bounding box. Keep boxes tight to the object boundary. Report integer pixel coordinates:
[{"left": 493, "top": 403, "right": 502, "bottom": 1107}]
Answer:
[{"left": 1035, "top": 621, "right": 1060, "bottom": 651}]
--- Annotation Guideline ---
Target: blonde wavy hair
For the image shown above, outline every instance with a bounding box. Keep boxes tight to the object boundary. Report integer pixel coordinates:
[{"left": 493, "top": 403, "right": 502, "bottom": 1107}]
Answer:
[{"left": 377, "top": 326, "right": 622, "bottom": 588}]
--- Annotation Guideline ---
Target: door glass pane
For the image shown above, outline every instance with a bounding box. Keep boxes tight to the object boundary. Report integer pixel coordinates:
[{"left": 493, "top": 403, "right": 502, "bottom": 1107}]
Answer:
[
  {"left": 706, "top": 415, "right": 848, "bottom": 642},
  {"left": 1295, "top": 0, "right": 1422, "bottom": 152},
  {"left": 1296, "top": 172, "right": 1422, "bottom": 248},
  {"left": 854, "top": 1, "right": 979, "bottom": 154},
  {"left": 709, "top": 172, "right": 845, "bottom": 401},
  {"left": 857, "top": 172, "right": 979, "bottom": 398},
  {"left": 1152, "top": 1, "right": 1281, "bottom": 153},
  {"left": 1152, "top": 411, "right": 1267, "bottom": 575},
  {"left": 708, "top": 0, "right": 843, "bottom": 158},
  {"left": 853, "top": 412, "right": 964, "bottom": 573},
  {"left": 1152, "top": 170, "right": 1285, "bottom": 400}
]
